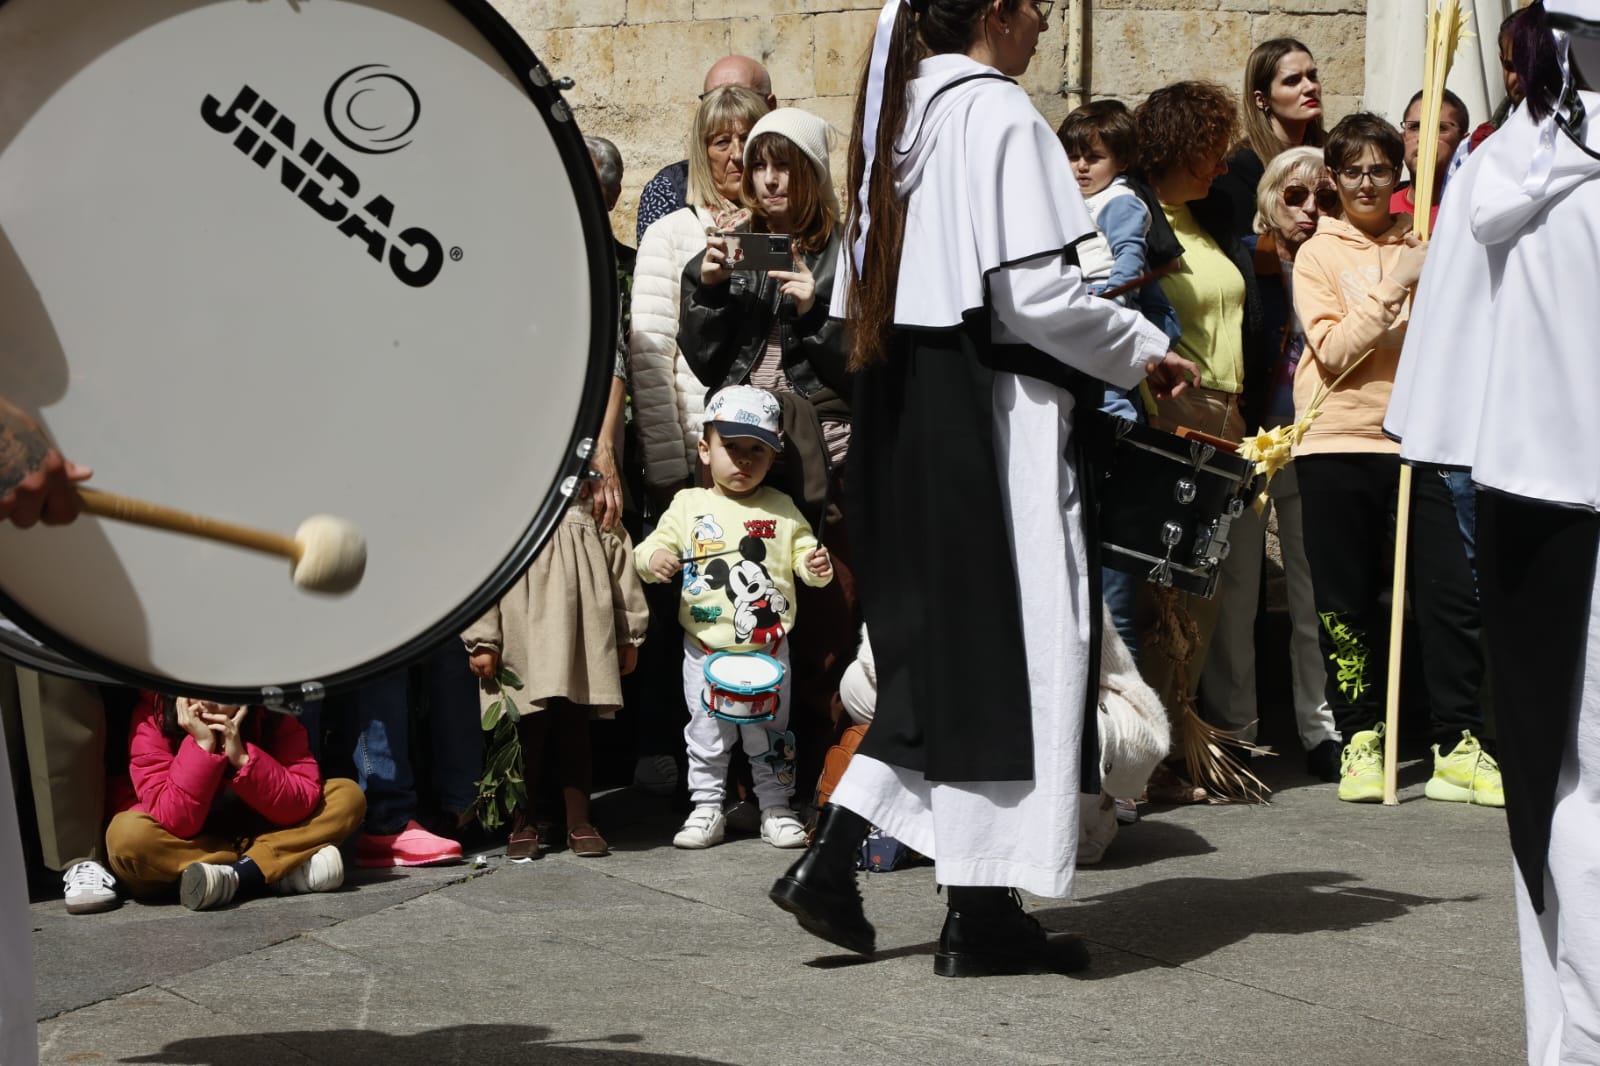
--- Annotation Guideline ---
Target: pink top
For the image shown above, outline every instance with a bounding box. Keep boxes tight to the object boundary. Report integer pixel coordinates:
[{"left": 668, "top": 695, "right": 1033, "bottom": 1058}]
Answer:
[{"left": 120, "top": 692, "right": 323, "bottom": 838}]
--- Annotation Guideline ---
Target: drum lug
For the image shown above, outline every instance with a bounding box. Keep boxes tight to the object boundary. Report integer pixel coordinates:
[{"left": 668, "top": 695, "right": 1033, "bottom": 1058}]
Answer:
[
  {"left": 1187, "top": 440, "right": 1217, "bottom": 469},
  {"left": 1228, "top": 496, "right": 1246, "bottom": 518},
  {"left": 258, "top": 681, "right": 322, "bottom": 715},
  {"left": 576, "top": 436, "right": 595, "bottom": 460},
  {"left": 1175, "top": 477, "right": 1198, "bottom": 505}
]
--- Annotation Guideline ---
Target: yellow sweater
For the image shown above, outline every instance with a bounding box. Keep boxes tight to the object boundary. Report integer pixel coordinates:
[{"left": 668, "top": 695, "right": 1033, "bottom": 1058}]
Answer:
[
  {"left": 635, "top": 486, "right": 829, "bottom": 651},
  {"left": 1290, "top": 214, "right": 1415, "bottom": 456},
  {"left": 1158, "top": 203, "right": 1246, "bottom": 394}
]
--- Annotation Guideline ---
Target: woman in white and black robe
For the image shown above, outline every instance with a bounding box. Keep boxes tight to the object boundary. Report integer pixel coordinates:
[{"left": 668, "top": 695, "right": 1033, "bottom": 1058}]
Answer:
[
  {"left": 769, "top": 0, "right": 1189, "bottom": 978},
  {"left": 1384, "top": 6, "right": 1600, "bottom": 1060}
]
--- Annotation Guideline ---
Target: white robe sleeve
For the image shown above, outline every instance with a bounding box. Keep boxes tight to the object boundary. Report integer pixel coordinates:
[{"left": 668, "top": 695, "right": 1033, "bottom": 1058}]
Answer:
[{"left": 988, "top": 254, "right": 1170, "bottom": 391}]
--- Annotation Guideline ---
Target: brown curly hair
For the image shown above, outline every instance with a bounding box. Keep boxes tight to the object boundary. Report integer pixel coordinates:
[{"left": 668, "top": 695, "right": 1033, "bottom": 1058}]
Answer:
[{"left": 1134, "top": 81, "right": 1240, "bottom": 185}]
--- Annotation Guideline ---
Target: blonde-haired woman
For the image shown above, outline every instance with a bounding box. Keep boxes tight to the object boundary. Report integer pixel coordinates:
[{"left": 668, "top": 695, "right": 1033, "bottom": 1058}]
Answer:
[{"left": 630, "top": 85, "right": 772, "bottom": 509}]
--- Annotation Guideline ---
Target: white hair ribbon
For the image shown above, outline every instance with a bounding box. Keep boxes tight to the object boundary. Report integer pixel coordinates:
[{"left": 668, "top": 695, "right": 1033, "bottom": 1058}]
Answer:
[
  {"left": 1522, "top": 30, "right": 1574, "bottom": 195},
  {"left": 852, "top": 0, "right": 910, "bottom": 276}
]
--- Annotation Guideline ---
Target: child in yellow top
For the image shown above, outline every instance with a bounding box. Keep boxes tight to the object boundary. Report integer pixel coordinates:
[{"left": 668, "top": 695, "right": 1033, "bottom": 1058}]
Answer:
[{"left": 636, "top": 385, "right": 833, "bottom": 850}]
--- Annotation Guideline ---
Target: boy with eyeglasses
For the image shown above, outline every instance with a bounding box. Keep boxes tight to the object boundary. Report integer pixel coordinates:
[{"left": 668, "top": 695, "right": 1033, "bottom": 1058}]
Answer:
[
  {"left": 1289, "top": 112, "right": 1496, "bottom": 809},
  {"left": 1392, "top": 88, "right": 1470, "bottom": 228}
]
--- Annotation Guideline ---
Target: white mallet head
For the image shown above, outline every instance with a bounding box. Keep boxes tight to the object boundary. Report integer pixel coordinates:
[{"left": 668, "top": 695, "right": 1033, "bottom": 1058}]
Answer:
[{"left": 291, "top": 515, "right": 367, "bottom": 594}]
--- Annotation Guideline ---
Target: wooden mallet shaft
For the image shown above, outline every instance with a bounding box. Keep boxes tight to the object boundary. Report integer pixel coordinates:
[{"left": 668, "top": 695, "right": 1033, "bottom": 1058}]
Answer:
[{"left": 74, "top": 487, "right": 366, "bottom": 593}]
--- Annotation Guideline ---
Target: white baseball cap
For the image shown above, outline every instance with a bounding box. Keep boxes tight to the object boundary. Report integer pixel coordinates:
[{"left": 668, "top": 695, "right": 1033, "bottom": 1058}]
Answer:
[{"left": 704, "top": 385, "right": 783, "bottom": 451}]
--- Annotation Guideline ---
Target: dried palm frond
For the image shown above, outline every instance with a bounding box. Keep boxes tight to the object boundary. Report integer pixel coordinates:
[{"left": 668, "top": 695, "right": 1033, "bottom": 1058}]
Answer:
[{"left": 1146, "top": 587, "right": 1274, "bottom": 804}]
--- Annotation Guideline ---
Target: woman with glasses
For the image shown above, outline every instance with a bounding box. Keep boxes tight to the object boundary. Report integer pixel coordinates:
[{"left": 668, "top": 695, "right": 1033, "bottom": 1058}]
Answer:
[
  {"left": 1290, "top": 113, "right": 1492, "bottom": 807},
  {"left": 1240, "top": 147, "right": 1344, "bottom": 780}
]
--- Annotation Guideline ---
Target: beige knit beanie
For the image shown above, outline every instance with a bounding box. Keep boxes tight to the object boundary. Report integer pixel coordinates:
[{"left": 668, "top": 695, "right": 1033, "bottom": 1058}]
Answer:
[{"left": 743, "top": 108, "right": 839, "bottom": 213}]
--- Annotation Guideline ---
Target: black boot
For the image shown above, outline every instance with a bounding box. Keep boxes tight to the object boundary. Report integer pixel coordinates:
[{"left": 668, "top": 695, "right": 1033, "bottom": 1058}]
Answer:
[
  {"left": 768, "top": 803, "right": 875, "bottom": 955},
  {"left": 933, "top": 886, "right": 1090, "bottom": 978}
]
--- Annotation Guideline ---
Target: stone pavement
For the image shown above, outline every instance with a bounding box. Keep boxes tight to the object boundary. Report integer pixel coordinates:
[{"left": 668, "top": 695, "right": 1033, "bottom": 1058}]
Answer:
[{"left": 30, "top": 756, "right": 1525, "bottom": 1066}]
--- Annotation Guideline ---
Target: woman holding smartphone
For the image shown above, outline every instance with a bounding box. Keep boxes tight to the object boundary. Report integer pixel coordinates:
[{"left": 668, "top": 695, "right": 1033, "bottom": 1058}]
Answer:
[
  {"left": 677, "top": 106, "right": 849, "bottom": 485},
  {"left": 677, "top": 107, "right": 853, "bottom": 807}
]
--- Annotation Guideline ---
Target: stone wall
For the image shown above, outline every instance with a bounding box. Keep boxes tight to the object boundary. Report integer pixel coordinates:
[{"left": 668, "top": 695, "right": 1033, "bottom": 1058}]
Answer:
[{"left": 489, "top": 1, "right": 1367, "bottom": 242}]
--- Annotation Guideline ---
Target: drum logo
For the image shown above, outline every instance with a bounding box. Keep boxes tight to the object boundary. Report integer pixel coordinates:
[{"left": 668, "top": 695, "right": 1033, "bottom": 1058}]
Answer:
[{"left": 199, "top": 81, "right": 448, "bottom": 288}]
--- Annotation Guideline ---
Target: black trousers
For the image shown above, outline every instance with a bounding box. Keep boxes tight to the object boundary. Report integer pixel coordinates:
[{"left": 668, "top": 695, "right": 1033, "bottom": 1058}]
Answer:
[
  {"left": 1476, "top": 490, "right": 1600, "bottom": 912},
  {"left": 1297, "top": 454, "right": 1484, "bottom": 744}
]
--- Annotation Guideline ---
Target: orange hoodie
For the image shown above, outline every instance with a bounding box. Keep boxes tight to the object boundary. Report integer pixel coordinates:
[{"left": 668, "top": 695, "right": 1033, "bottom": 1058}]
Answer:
[{"left": 1290, "top": 213, "right": 1416, "bottom": 456}]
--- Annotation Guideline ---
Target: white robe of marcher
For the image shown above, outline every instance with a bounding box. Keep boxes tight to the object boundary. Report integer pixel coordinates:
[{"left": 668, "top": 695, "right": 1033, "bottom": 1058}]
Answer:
[
  {"left": 1385, "top": 89, "right": 1600, "bottom": 507},
  {"left": 1383, "top": 46, "right": 1600, "bottom": 1065},
  {"left": 829, "top": 55, "right": 1169, "bottom": 899}
]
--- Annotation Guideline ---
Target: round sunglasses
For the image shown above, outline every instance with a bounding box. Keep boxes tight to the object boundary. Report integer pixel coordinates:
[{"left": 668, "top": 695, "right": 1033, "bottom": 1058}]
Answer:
[{"left": 1283, "top": 184, "right": 1341, "bottom": 212}]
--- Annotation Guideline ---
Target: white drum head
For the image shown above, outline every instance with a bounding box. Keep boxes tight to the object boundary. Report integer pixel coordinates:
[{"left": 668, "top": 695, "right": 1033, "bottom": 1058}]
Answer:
[
  {"left": 0, "top": 0, "right": 615, "bottom": 702},
  {"left": 706, "top": 652, "right": 784, "bottom": 692}
]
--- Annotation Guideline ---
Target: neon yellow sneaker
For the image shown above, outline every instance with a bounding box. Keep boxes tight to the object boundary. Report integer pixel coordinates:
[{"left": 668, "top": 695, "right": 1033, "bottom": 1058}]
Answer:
[
  {"left": 1338, "top": 728, "right": 1385, "bottom": 803},
  {"left": 1424, "top": 731, "right": 1505, "bottom": 807}
]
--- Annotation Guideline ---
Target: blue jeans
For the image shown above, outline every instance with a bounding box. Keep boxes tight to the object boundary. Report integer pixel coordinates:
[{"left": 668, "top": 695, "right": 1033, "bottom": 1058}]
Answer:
[
  {"left": 1441, "top": 468, "right": 1477, "bottom": 575},
  {"left": 307, "top": 643, "right": 484, "bottom": 835},
  {"left": 1102, "top": 566, "right": 1140, "bottom": 652}
]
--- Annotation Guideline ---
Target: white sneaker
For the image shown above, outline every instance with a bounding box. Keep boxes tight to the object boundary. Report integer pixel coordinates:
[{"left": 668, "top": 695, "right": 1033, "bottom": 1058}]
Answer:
[
  {"left": 759, "top": 806, "right": 807, "bottom": 849},
  {"left": 633, "top": 754, "right": 679, "bottom": 796},
  {"left": 179, "top": 862, "right": 239, "bottom": 911},
  {"left": 673, "top": 805, "right": 726, "bottom": 849},
  {"left": 62, "top": 860, "right": 119, "bottom": 915},
  {"left": 275, "top": 845, "right": 345, "bottom": 895}
]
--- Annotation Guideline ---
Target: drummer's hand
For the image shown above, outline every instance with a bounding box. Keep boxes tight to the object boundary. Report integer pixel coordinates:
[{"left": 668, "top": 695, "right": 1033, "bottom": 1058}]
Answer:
[
  {"left": 1145, "top": 351, "right": 1200, "bottom": 400},
  {"left": 469, "top": 648, "right": 499, "bottom": 680},
  {"left": 175, "top": 698, "right": 218, "bottom": 753},
  {"left": 618, "top": 644, "right": 638, "bottom": 677},
  {"left": 770, "top": 255, "right": 816, "bottom": 316},
  {"left": 805, "top": 546, "right": 832, "bottom": 579},
  {"left": 588, "top": 443, "right": 623, "bottom": 532},
  {"left": 700, "top": 234, "right": 733, "bottom": 288},
  {"left": 649, "top": 549, "right": 683, "bottom": 581},
  {"left": 0, "top": 400, "right": 92, "bottom": 528}
]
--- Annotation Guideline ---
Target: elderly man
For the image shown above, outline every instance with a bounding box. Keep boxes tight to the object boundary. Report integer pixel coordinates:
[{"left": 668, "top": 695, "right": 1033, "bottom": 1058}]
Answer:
[{"left": 633, "top": 55, "right": 778, "bottom": 243}]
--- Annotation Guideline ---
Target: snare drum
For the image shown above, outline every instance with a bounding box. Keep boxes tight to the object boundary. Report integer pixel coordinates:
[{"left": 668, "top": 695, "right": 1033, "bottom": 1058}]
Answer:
[
  {"left": 1095, "top": 418, "right": 1257, "bottom": 599},
  {"left": 0, "top": 0, "right": 615, "bottom": 704},
  {"left": 701, "top": 651, "right": 785, "bottom": 725}
]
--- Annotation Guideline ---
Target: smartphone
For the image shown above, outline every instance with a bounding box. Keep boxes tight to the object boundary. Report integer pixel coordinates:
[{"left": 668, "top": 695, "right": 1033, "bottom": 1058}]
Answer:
[{"left": 719, "top": 232, "right": 793, "bottom": 274}]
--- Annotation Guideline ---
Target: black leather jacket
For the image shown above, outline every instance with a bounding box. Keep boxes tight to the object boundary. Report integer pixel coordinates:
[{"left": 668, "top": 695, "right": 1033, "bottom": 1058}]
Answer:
[{"left": 676, "top": 228, "right": 850, "bottom": 424}]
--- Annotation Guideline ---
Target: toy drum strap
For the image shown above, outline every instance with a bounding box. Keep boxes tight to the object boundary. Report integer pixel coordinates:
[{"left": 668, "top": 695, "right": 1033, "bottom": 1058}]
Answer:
[
  {"left": 701, "top": 651, "right": 785, "bottom": 725},
  {"left": 0, "top": 0, "right": 615, "bottom": 704},
  {"left": 1095, "top": 418, "right": 1258, "bottom": 599}
]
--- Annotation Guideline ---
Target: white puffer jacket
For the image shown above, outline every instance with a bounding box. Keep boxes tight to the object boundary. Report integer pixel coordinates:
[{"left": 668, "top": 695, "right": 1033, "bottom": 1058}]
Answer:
[{"left": 629, "top": 204, "right": 715, "bottom": 492}]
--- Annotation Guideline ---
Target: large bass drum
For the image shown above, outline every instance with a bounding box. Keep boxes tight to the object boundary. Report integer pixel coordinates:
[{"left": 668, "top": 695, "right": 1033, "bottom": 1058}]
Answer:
[{"left": 0, "top": 0, "right": 615, "bottom": 704}]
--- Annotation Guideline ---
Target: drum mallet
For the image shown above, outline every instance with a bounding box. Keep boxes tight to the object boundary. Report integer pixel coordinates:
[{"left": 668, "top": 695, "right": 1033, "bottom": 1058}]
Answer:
[{"left": 74, "top": 487, "right": 366, "bottom": 594}]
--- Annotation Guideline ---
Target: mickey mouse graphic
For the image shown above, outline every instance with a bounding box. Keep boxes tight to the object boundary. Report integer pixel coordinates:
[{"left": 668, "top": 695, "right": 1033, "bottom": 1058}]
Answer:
[{"left": 704, "top": 535, "right": 789, "bottom": 646}]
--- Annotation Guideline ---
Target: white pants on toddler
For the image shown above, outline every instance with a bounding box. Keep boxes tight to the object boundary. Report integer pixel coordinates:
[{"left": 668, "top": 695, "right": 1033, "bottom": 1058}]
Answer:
[{"left": 681, "top": 636, "right": 794, "bottom": 810}]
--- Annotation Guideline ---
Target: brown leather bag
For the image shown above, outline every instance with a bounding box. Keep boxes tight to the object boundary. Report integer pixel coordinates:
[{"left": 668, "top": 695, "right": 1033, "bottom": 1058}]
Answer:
[{"left": 814, "top": 722, "right": 868, "bottom": 811}]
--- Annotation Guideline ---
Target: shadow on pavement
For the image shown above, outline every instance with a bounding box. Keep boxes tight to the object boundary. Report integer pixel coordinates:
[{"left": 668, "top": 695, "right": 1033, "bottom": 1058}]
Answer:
[
  {"left": 1052, "top": 868, "right": 1477, "bottom": 977},
  {"left": 124, "top": 1024, "right": 744, "bottom": 1065}
]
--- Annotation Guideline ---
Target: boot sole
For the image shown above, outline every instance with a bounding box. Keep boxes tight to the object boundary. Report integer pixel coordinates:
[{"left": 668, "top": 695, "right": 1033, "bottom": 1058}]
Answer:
[
  {"left": 933, "top": 939, "right": 1091, "bottom": 978},
  {"left": 768, "top": 876, "right": 875, "bottom": 956}
]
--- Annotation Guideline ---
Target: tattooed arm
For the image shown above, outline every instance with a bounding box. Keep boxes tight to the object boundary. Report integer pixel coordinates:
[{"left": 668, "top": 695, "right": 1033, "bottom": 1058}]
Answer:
[{"left": 0, "top": 396, "right": 91, "bottom": 528}]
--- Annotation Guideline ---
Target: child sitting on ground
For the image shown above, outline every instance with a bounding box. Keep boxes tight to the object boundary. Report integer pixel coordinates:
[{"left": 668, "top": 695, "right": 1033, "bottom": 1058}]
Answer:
[
  {"left": 635, "top": 385, "right": 833, "bottom": 850},
  {"left": 105, "top": 694, "right": 365, "bottom": 910}
]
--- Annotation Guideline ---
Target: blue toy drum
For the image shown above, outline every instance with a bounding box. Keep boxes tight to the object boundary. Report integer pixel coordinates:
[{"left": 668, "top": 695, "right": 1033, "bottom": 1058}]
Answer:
[{"left": 700, "top": 650, "right": 784, "bottom": 724}]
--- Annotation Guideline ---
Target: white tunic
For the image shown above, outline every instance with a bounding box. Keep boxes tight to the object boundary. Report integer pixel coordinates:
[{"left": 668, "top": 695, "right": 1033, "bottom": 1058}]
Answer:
[
  {"left": 830, "top": 55, "right": 1169, "bottom": 899},
  {"left": 1385, "top": 90, "right": 1600, "bottom": 509}
]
